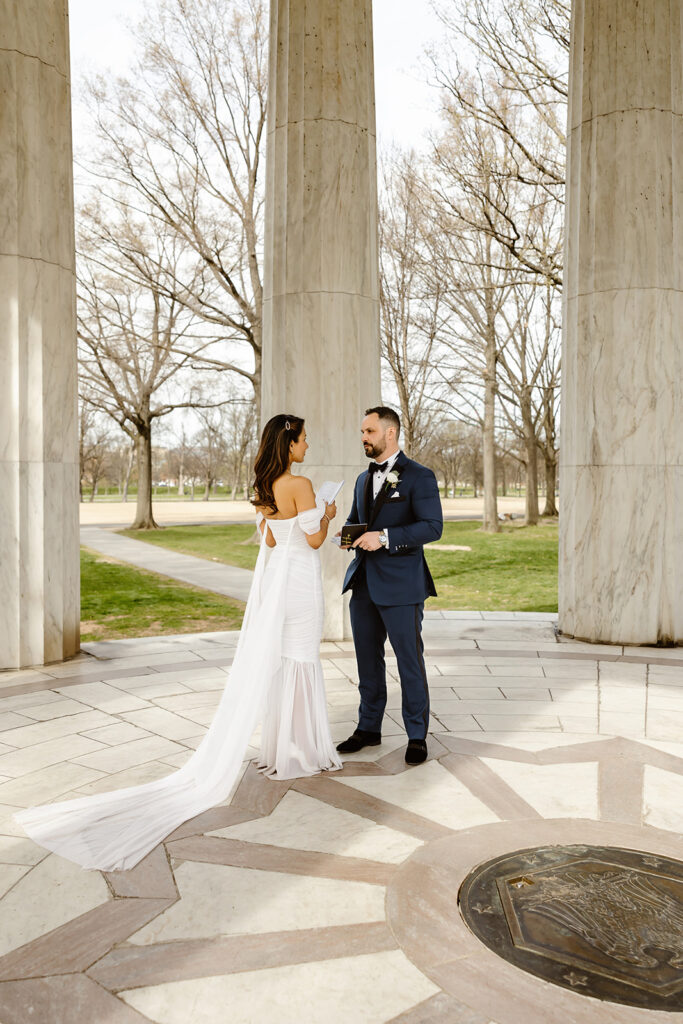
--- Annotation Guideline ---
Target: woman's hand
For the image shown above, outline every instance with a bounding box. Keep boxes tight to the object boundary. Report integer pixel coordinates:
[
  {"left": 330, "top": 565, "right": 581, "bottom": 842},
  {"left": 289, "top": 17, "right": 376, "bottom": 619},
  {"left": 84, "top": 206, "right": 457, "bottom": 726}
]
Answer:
[{"left": 324, "top": 501, "right": 337, "bottom": 521}]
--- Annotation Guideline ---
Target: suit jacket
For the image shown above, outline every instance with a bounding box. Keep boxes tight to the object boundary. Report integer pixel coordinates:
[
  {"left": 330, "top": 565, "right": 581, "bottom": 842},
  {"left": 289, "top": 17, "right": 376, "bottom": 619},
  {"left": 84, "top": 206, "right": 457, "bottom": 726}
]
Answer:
[{"left": 342, "top": 451, "right": 443, "bottom": 605}]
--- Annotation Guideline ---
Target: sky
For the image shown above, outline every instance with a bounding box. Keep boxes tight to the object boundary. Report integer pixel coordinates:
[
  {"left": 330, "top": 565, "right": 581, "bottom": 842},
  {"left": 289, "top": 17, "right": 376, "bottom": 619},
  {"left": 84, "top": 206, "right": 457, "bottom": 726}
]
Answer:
[{"left": 67, "top": 0, "right": 445, "bottom": 150}]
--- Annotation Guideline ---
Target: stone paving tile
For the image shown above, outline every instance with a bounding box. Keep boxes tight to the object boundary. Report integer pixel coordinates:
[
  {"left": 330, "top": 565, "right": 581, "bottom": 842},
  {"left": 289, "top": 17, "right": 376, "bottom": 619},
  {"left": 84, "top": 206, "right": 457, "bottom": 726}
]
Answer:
[
  {"left": 389, "top": 991, "right": 498, "bottom": 1024},
  {"left": 0, "top": 805, "right": 26, "bottom": 837},
  {"left": 72, "top": 761, "right": 177, "bottom": 797},
  {"left": 0, "top": 864, "right": 30, "bottom": 899},
  {"left": 599, "top": 712, "right": 646, "bottom": 738},
  {"left": 0, "top": 836, "right": 48, "bottom": 866},
  {"left": 645, "top": 710, "right": 683, "bottom": 741},
  {"left": 121, "top": 681, "right": 193, "bottom": 700},
  {"left": 119, "top": 707, "right": 208, "bottom": 741},
  {"left": 81, "top": 723, "right": 154, "bottom": 746},
  {"left": 0, "top": 975, "right": 153, "bottom": 1024},
  {"left": 208, "top": 790, "right": 422, "bottom": 864},
  {"left": 72, "top": 736, "right": 187, "bottom": 774},
  {"left": 0, "top": 898, "right": 175, "bottom": 983},
  {"left": 481, "top": 758, "right": 599, "bottom": 818},
  {"left": 647, "top": 684, "right": 683, "bottom": 709},
  {"left": 105, "top": 846, "right": 178, "bottom": 900},
  {"left": 128, "top": 860, "right": 387, "bottom": 945},
  {"left": 431, "top": 715, "right": 484, "bottom": 733},
  {"left": 120, "top": 949, "right": 439, "bottom": 1024},
  {"left": 54, "top": 681, "right": 151, "bottom": 714},
  {"left": 89, "top": 921, "right": 396, "bottom": 992},
  {"left": 339, "top": 760, "right": 499, "bottom": 832},
  {"left": 0, "top": 854, "right": 110, "bottom": 957},
  {"left": 0, "top": 735, "right": 105, "bottom": 778},
  {"left": 472, "top": 714, "right": 562, "bottom": 732},
  {"left": 0, "top": 691, "right": 64, "bottom": 713},
  {"left": 0, "top": 709, "right": 115, "bottom": 749},
  {"left": 0, "top": 762, "right": 105, "bottom": 806},
  {"left": 0, "top": 669, "right": 55, "bottom": 690},
  {"left": 0, "top": 713, "right": 35, "bottom": 735}
]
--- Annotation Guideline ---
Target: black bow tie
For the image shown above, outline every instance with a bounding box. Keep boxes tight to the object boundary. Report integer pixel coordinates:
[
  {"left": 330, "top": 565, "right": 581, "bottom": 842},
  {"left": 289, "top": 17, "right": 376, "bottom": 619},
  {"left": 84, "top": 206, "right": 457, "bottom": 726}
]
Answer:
[{"left": 369, "top": 460, "right": 389, "bottom": 475}]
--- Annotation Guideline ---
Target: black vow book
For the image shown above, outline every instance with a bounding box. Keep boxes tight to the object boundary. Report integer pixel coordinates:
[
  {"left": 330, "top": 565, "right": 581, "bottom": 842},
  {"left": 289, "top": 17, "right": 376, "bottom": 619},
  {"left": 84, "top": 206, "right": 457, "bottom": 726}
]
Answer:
[{"left": 341, "top": 523, "right": 367, "bottom": 548}]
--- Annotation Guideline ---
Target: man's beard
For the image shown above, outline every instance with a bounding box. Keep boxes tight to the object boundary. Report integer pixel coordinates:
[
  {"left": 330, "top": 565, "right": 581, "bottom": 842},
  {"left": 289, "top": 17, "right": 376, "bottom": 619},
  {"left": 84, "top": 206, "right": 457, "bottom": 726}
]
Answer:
[{"left": 363, "top": 441, "right": 385, "bottom": 460}]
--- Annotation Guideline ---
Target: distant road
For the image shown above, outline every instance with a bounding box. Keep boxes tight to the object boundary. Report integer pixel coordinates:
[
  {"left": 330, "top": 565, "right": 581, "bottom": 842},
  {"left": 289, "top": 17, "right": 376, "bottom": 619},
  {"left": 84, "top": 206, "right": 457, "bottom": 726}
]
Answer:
[{"left": 79, "top": 496, "right": 528, "bottom": 529}]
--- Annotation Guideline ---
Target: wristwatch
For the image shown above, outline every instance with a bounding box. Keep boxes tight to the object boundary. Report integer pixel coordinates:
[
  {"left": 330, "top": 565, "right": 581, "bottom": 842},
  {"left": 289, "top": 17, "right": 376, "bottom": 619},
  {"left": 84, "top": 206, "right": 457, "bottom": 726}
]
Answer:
[{"left": 379, "top": 530, "right": 389, "bottom": 548}]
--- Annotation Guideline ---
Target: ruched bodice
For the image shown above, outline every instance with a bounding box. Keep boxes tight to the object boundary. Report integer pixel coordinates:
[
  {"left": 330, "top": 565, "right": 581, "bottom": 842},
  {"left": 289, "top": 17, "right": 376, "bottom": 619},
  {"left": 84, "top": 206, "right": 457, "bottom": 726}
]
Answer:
[{"left": 259, "top": 504, "right": 325, "bottom": 549}]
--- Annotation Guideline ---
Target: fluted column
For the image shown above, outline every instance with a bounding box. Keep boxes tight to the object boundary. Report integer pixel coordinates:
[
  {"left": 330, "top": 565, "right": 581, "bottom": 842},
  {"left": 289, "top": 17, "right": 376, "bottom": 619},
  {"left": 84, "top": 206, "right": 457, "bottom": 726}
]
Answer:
[
  {"left": 262, "top": 0, "right": 381, "bottom": 639},
  {"left": 0, "top": 1, "right": 79, "bottom": 667},
  {"left": 560, "top": 0, "right": 683, "bottom": 644}
]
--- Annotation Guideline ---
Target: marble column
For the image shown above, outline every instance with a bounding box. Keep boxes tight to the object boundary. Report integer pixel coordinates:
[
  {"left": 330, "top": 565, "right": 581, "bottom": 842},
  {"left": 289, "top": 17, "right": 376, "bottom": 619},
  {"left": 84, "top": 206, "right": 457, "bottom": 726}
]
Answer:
[
  {"left": 0, "top": 0, "right": 80, "bottom": 668},
  {"left": 559, "top": 0, "right": 683, "bottom": 644},
  {"left": 262, "top": 0, "right": 381, "bottom": 639}
]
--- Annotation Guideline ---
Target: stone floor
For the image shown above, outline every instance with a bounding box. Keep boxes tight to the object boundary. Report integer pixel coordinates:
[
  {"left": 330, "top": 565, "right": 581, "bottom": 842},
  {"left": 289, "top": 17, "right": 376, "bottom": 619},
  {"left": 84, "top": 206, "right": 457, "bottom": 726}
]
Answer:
[{"left": 0, "top": 613, "right": 682, "bottom": 1023}]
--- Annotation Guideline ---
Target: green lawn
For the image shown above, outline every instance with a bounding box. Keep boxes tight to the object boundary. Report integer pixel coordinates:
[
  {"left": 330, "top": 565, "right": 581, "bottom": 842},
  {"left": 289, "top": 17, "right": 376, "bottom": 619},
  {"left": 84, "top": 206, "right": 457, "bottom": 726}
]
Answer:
[
  {"left": 426, "top": 521, "right": 558, "bottom": 612},
  {"left": 120, "top": 520, "right": 559, "bottom": 613},
  {"left": 80, "top": 547, "right": 245, "bottom": 642}
]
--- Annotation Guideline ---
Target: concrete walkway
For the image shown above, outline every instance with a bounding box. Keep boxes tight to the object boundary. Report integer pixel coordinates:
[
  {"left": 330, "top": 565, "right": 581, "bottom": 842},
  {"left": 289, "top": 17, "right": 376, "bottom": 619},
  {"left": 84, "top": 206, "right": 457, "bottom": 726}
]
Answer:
[
  {"left": 79, "top": 496, "right": 529, "bottom": 529},
  {"left": 80, "top": 526, "right": 254, "bottom": 603}
]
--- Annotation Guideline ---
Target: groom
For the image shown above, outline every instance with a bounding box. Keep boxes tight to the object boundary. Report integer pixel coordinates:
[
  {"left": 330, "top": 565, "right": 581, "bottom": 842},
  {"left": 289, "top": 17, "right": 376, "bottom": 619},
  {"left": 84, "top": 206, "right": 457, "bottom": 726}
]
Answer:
[{"left": 337, "top": 407, "right": 443, "bottom": 765}]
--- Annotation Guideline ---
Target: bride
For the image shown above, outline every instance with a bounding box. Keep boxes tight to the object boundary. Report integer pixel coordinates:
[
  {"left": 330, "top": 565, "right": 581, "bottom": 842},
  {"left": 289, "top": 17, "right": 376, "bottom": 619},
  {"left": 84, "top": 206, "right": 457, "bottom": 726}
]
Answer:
[{"left": 16, "top": 414, "right": 342, "bottom": 871}]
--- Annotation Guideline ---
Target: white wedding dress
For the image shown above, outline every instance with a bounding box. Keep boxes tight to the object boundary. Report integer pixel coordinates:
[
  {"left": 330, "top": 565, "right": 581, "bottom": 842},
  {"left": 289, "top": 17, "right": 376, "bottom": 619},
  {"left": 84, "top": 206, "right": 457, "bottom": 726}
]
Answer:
[{"left": 15, "top": 502, "right": 342, "bottom": 871}]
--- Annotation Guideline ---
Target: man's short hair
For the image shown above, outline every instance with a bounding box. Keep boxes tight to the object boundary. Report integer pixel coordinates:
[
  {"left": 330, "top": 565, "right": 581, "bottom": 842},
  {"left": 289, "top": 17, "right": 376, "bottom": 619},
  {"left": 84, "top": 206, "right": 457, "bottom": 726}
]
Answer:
[{"left": 365, "top": 405, "right": 401, "bottom": 439}]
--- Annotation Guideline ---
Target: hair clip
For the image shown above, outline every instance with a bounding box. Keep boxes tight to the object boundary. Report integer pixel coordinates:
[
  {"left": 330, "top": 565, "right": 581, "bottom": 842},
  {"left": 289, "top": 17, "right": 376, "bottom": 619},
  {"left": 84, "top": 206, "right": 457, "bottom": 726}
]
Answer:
[{"left": 285, "top": 420, "right": 291, "bottom": 430}]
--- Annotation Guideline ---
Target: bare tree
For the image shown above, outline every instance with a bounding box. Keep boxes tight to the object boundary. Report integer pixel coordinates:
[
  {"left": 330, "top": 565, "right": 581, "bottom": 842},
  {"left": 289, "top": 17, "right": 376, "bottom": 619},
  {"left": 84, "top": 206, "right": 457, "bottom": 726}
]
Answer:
[
  {"left": 494, "top": 269, "right": 560, "bottom": 523},
  {"left": 424, "top": 418, "right": 473, "bottom": 497},
  {"left": 430, "top": 0, "right": 568, "bottom": 286},
  {"left": 107, "top": 439, "right": 137, "bottom": 501},
  {"left": 83, "top": 0, "right": 268, "bottom": 412},
  {"left": 222, "top": 401, "right": 257, "bottom": 498},
  {"left": 78, "top": 207, "right": 229, "bottom": 528},
  {"left": 192, "top": 408, "right": 229, "bottom": 501},
  {"left": 424, "top": 83, "right": 532, "bottom": 532},
  {"left": 78, "top": 404, "right": 111, "bottom": 502},
  {"left": 379, "top": 150, "right": 443, "bottom": 456}
]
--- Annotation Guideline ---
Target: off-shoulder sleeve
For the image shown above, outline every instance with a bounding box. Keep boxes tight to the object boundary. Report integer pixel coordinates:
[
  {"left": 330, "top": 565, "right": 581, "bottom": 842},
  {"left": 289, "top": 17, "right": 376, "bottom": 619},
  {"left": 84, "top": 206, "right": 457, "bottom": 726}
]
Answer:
[
  {"left": 255, "top": 511, "right": 264, "bottom": 542},
  {"left": 297, "top": 501, "right": 325, "bottom": 536}
]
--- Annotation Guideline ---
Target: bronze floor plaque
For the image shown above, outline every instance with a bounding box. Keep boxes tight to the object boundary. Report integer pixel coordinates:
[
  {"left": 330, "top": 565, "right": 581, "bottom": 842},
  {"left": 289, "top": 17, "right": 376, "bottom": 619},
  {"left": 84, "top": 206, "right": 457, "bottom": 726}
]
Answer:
[{"left": 458, "top": 844, "right": 683, "bottom": 1011}]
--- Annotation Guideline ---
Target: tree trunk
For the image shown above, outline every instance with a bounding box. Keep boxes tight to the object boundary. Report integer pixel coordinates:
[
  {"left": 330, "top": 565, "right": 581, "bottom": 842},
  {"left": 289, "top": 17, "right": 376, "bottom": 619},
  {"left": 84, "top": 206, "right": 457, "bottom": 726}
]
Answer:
[
  {"left": 482, "top": 350, "right": 499, "bottom": 533},
  {"left": 521, "top": 398, "right": 539, "bottom": 525},
  {"left": 542, "top": 453, "right": 558, "bottom": 516},
  {"left": 177, "top": 453, "right": 185, "bottom": 499},
  {"left": 202, "top": 474, "right": 212, "bottom": 501},
  {"left": 131, "top": 421, "right": 158, "bottom": 529},
  {"left": 122, "top": 442, "right": 134, "bottom": 503}
]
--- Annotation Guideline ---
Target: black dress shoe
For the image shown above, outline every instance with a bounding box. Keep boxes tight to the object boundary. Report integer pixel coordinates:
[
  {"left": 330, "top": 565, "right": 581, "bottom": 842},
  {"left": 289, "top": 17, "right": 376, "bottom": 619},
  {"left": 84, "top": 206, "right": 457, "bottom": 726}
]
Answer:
[
  {"left": 405, "top": 739, "right": 428, "bottom": 765},
  {"left": 336, "top": 730, "right": 382, "bottom": 754}
]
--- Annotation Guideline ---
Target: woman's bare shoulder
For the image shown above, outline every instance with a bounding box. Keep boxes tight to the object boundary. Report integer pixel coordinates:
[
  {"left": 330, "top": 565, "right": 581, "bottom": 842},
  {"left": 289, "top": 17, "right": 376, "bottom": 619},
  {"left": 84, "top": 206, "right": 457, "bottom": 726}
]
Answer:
[{"left": 275, "top": 474, "right": 314, "bottom": 494}]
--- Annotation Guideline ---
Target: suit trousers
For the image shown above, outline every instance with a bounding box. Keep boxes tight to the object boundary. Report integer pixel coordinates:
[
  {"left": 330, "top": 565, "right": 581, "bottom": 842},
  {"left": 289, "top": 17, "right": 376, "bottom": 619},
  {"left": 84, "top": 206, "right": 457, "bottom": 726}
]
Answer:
[{"left": 349, "top": 569, "right": 430, "bottom": 740}]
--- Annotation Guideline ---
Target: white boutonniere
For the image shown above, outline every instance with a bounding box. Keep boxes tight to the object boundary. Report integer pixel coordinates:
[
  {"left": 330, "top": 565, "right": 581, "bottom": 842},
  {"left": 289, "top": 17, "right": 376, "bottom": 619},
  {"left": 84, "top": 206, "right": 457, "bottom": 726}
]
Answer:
[{"left": 383, "top": 469, "right": 401, "bottom": 496}]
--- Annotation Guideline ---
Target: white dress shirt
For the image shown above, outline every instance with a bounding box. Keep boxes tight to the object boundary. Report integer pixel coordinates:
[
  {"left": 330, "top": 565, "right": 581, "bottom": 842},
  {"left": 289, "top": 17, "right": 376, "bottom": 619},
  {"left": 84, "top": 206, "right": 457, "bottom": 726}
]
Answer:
[
  {"left": 371, "top": 451, "right": 401, "bottom": 546},
  {"left": 371, "top": 450, "right": 400, "bottom": 500}
]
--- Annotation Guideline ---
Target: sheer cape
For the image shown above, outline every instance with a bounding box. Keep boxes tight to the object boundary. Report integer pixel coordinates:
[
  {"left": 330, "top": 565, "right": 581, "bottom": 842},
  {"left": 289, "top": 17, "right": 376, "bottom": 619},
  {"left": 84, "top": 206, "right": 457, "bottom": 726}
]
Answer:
[{"left": 15, "top": 505, "right": 325, "bottom": 871}]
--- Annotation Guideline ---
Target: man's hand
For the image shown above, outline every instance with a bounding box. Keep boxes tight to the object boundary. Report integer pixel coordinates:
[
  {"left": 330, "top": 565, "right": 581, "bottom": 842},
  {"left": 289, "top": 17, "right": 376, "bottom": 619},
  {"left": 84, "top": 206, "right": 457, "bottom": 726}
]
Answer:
[{"left": 353, "top": 531, "right": 382, "bottom": 551}]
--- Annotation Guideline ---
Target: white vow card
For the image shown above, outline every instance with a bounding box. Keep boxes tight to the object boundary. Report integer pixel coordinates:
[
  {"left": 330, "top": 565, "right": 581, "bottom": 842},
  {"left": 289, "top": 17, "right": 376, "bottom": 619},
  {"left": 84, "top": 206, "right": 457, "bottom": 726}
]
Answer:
[{"left": 316, "top": 480, "right": 344, "bottom": 504}]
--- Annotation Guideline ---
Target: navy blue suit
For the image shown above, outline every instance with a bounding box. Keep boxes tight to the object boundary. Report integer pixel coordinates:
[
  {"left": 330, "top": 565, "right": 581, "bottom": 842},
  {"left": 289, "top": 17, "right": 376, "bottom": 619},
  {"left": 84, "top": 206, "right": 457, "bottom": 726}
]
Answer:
[{"left": 342, "top": 451, "right": 443, "bottom": 740}]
